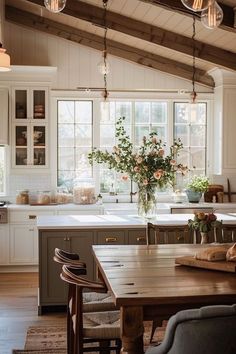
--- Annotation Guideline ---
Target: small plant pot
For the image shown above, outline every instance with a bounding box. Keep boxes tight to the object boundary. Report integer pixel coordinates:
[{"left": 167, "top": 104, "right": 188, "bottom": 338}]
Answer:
[{"left": 186, "top": 190, "right": 202, "bottom": 203}]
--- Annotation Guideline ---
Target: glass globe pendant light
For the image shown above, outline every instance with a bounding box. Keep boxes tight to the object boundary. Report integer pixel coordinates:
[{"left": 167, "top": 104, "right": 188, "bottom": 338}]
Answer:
[
  {"left": 181, "top": 0, "right": 210, "bottom": 12},
  {"left": 201, "top": 0, "right": 223, "bottom": 29},
  {"left": 44, "top": 0, "right": 66, "bottom": 13},
  {"left": 97, "top": 50, "right": 110, "bottom": 75}
]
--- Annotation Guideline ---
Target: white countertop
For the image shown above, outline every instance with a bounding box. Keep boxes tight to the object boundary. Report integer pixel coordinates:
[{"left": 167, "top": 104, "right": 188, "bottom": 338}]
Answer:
[
  {"left": 37, "top": 213, "right": 236, "bottom": 230},
  {"left": 37, "top": 214, "right": 147, "bottom": 229},
  {"left": 7, "top": 202, "right": 236, "bottom": 212}
]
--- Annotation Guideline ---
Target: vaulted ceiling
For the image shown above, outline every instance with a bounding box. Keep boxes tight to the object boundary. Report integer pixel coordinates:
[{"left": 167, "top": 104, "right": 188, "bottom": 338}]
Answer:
[{"left": 5, "top": 0, "right": 236, "bottom": 87}]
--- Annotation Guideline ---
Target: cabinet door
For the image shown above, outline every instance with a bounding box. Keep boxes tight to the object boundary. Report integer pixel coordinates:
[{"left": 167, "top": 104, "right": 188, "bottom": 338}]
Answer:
[
  {"left": 10, "top": 225, "right": 35, "bottom": 264},
  {"left": 69, "top": 231, "right": 95, "bottom": 280},
  {"left": 39, "top": 230, "right": 94, "bottom": 310},
  {"left": 0, "top": 225, "right": 9, "bottom": 265},
  {"left": 13, "top": 87, "right": 47, "bottom": 121},
  {"left": 97, "top": 230, "right": 125, "bottom": 245}
]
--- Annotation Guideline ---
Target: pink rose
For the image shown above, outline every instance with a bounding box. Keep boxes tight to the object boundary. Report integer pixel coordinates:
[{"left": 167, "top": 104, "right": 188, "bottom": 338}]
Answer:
[
  {"left": 170, "top": 159, "right": 176, "bottom": 165},
  {"left": 143, "top": 179, "right": 148, "bottom": 185},
  {"left": 121, "top": 175, "right": 128, "bottom": 181},
  {"left": 158, "top": 149, "right": 164, "bottom": 157},
  {"left": 136, "top": 156, "right": 143, "bottom": 164},
  {"left": 153, "top": 171, "right": 162, "bottom": 180},
  {"left": 134, "top": 166, "right": 140, "bottom": 172},
  {"left": 152, "top": 137, "right": 157, "bottom": 144}
]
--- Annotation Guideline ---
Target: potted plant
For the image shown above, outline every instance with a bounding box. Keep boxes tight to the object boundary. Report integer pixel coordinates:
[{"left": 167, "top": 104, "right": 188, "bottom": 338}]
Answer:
[{"left": 186, "top": 175, "right": 209, "bottom": 203}]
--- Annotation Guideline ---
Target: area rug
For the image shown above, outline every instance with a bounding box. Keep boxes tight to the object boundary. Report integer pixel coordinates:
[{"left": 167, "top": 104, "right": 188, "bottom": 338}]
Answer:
[{"left": 12, "top": 321, "right": 166, "bottom": 354}]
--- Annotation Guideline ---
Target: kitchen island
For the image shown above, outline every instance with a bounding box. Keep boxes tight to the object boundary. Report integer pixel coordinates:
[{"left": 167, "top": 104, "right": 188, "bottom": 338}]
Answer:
[{"left": 37, "top": 213, "right": 236, "bottom": 314}]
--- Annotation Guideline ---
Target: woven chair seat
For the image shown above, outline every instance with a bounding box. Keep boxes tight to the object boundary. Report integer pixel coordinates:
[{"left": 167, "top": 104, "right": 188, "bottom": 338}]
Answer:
[
  {"left": 72, "top": 310, "right": 120, "bottom": 339},
  {"left": 83, "top": 291, "right": 116, "bottom": 312}
]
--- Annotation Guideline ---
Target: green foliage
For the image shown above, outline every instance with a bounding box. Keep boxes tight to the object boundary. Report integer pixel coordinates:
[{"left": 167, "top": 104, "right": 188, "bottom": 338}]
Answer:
[
  {"left": 187, "top": 175, "right": 209, "bottom": 193},
  {"left": 188, "top": 212, "right": 222, "bottom": 233},
  {"left": 88, "top": 116, "right": 188, "bottom": 189}
]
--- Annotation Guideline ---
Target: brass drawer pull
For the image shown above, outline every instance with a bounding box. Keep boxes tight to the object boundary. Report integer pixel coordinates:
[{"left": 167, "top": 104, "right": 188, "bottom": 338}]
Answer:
[
  {"left": 137, "top": 237, "right": 145, "bottom": 242},
  {"left": 29, "top": 215, "right": 36, "bottom": 219},
  {"left": 64, "top": 237, "right": 70, "bottom": 241},
  {"left": 105, "top": 237, "right": 117, "bottom": 243}
]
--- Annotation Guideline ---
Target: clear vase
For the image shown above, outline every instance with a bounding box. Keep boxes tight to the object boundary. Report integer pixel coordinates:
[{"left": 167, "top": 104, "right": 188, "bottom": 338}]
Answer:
[
  {"left": 137, "top": 184, "right": 157, "bottom": 219},
  {"left": 200, "top": 232, "right": 208, "bottom": 244}
]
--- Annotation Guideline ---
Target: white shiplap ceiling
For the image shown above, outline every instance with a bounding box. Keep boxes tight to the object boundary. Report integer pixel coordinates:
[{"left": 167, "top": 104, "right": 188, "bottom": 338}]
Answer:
[{"left": 5, "top": 0, "right": 236, "bottom": 84}]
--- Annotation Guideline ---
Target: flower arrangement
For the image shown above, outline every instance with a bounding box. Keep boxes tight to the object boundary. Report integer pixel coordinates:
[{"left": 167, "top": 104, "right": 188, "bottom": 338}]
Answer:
[
  {"left": 188, "top": 212, "right": 222, "bottom": 233},
  {"left": 88, "top": 116, "right": 188, "bottom": 216},
  {"left": 187, "top": 175, "right": 209, "bottom": 193}
]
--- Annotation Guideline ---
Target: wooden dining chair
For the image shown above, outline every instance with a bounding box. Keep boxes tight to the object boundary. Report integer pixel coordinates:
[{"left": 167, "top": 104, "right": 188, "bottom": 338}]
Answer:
[
  {"left": 54, "top": 248, "right": 117, "bottom": 312},
  {"left": 60, "top": 265, "right": 121, "bottom": 354},
  {"left": 146, "top": 223, "right": 192, "bottom": 245},
  {"left": 145, "top": 304, "right": 236, "bottom": 354}
]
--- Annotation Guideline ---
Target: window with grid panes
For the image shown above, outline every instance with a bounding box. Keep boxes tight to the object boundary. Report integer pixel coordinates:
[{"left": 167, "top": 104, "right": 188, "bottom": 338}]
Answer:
[
  {"left": 57, "top": 100, "right": 93, "bottom": 191},
  {"left": 100, "top": 101, "right": 168, "bottom": 194},
  {"left": 57, "top": 99, "right": 207, "bottom": 194},
  {"left": 174, "top": 102, "right": 207, "bottom": 189}
]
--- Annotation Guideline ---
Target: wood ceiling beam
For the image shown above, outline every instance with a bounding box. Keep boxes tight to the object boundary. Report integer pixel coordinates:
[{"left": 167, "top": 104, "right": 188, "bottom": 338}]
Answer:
[
  {"left": 5, "top": 5, "right": 214, "bottom": 87},
  {"left": 24, "top": 0, "right": 236, "bottom": 71},
  {"left": 139, "top": 0, "right": 235, "bottom": 32}
]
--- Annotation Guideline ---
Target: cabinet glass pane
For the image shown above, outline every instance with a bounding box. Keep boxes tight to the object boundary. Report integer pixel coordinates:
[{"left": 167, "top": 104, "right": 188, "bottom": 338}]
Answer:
[
  {"left": 34, "top": 148, "right": 45, "bottom": 165},
  {"left": 16, "top": 148, "right": 27, "bottom": 165},
  {"left": 33, "top": 126, "right": 45, "bottom": 147},
  {"left": 15, "top": 90, "right": 27, "bottom": 119},
  {"left": 16, "top": 126, "right": 27, "bottom": 146},
  {"left": 33, "top": 90, "right": 45, "bottom": 119}
]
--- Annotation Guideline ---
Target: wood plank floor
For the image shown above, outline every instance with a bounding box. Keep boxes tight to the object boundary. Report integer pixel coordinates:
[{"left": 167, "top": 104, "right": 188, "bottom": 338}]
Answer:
[{"left": 0, "top": 272, "right": 66, "bottom": 354}]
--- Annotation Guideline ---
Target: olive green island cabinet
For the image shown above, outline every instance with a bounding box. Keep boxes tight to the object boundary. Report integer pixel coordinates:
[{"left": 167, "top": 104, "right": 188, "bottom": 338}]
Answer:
[{"left": 38, "top": 215, "right": 149, "bottom": 314}]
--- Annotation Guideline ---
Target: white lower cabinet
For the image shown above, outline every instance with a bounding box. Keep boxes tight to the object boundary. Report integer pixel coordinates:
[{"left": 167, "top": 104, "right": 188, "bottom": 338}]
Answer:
[
  {"left": 9, "top": 210, "right": 55, "bottom": 265},
  {"left": 0, "top": 225, "right": 9, "bottom": 265},
  {"left": 10, "top": 225, "right": 37, "bottom": 264}
]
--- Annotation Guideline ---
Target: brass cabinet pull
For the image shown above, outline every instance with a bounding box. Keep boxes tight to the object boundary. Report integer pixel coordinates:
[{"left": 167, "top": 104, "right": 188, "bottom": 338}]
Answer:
[
  {"left": 136, "top": 237, "right": 145, "bottom": 242},
  {"left": 63, "top": 237, "right": 70, "bottom": 241},
  {"left": 29, "top": 215, "right": 36, "bottom": 219},
  {"left": 105, "top": 237, "right": 117, "bottom": 243}
]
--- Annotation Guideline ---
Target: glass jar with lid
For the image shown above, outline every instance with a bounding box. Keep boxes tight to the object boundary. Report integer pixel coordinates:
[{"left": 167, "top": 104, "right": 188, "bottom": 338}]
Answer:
[
  {"left": 36, "top": 191, "right": 51, "bottom": 205},
  {"left": 73, "top": 178, "right": 96, "bottom": 204},
  {"left": 16, "top": 190, "right": 29, "bottom": 204}
]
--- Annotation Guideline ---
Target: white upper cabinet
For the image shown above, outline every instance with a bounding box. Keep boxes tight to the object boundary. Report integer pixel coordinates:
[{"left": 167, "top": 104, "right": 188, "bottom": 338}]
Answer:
[
  {"left": 0, "top": 88, "right": 9, "bottom": 145},
  {"left": 11, "top": 86, "right": 48, "bottom": 168}
]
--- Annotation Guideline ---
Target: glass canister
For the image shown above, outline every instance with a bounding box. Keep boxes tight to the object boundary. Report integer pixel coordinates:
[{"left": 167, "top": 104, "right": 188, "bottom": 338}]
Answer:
[
  {"left": 16, "top": 190, "right": 29, "bottom": 204},
  {"left": 55, "top": 187, "right": 70, "bottom": 204},
  {"left": 73, "top": 178, "right": 96, "bottom": 204},
  {"left": 36, "top": 191, "right": 51, "bottom": 205}
]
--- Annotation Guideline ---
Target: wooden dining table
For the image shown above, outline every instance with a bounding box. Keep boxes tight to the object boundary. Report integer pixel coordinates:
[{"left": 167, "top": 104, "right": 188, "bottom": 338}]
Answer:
[{"left": 92, "top": 243, "right": 236, "bottom": 354}]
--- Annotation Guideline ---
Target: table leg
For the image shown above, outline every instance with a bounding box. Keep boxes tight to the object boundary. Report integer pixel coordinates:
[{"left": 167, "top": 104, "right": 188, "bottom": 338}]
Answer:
[{"left": 120, "top": 306, "right": 144, "bottom": 354}]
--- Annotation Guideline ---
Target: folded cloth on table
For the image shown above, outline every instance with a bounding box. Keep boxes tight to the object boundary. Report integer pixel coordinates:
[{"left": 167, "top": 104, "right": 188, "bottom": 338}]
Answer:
[{"left": 226, "top": 243, "right": 236, "bottom": 262}]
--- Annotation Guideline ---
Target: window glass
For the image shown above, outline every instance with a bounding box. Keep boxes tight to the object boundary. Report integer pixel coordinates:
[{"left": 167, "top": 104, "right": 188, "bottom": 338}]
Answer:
[
  {"left": 174, "top": 102, "right": 207, "bottom": 178},
  {"left": 57, "top": 100, "right": 207, "bottom": 195},
  {"left": 57, "top": 101, "right": 93, "bottom": 189}
]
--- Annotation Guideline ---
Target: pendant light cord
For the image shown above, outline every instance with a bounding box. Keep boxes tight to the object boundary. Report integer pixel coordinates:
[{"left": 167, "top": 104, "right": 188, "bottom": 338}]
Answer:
[
  {"left": 191, "top": 15, "right": 197, "bottom": 103},
  {"left": 103, "top": 0, "right": 108, "bottom": 100}
]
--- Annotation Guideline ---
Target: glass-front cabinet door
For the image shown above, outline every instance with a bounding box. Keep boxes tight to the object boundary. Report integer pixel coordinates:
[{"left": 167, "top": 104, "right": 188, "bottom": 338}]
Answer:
[
  {"left": 13, "top": 87, "right": 47, "bottom": 120},
  {"left": 11, "top": 87, "right": 48, "bottom": 168},
  {"left": 13, "top": 124, "right": 47, "bottom": 167}
]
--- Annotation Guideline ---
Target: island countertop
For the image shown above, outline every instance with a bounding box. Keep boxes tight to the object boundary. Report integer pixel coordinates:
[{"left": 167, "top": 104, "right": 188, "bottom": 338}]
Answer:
[
  {"left": 36, "top": 213, "right": 236, "bottom": 230},
  {"left": 37, "top": 214, "right": 147, "bottom": 229}
]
